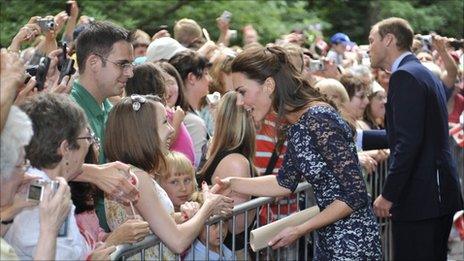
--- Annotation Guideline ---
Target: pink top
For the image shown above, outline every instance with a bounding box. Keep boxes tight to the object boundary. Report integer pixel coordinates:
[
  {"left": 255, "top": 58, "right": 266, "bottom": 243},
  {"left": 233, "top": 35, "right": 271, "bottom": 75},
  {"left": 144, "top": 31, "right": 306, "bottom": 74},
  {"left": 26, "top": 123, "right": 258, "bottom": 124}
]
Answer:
[
  {"left": 75, "top": 210, "right": 108, "bottom": 250},
  {"left": 166, "top": 110, "right": 196, "bottom": 164}
]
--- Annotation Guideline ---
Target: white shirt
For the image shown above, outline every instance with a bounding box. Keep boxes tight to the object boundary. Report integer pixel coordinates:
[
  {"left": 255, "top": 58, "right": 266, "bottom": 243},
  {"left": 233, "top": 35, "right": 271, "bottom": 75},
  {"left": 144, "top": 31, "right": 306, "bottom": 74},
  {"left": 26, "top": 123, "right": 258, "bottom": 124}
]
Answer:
[
  {"left": 184, "top": 239, "right": 235, "bottom": 261},
  {"left": 4, "top": 168, "right": 90, "bottom": 260},
  {"left": 184, "top": 111, "right": 208, "bottom": 168},
  {"left": 391, "top": 51, "right": 413, "bottom": 73}
]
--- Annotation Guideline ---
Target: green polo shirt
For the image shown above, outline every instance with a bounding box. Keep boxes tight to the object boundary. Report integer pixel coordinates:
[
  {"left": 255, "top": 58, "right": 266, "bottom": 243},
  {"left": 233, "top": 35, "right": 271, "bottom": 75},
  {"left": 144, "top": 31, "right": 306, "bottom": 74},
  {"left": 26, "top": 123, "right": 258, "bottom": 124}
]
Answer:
[{"left": 71, "top": 81, "right": 113, "bottom": 232}]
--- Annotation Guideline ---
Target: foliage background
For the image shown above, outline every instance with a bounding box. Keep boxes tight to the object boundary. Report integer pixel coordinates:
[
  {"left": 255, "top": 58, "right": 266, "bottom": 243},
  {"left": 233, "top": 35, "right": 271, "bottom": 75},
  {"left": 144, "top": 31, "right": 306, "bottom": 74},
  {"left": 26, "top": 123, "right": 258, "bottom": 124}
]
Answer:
[{"left": 1, "top": 0, "right": 463, "bottom": 47}]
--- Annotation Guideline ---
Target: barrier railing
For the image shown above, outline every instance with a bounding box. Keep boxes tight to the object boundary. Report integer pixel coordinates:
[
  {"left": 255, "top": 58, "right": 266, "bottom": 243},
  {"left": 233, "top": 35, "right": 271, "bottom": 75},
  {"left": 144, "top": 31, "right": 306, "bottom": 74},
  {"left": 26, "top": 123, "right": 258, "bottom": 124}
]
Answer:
[
  {"left": 110, "top": 182, "right": 315, "bottom": 261},
  {"left": 112, "top": 154, "right": 448, "bottom": 260}
]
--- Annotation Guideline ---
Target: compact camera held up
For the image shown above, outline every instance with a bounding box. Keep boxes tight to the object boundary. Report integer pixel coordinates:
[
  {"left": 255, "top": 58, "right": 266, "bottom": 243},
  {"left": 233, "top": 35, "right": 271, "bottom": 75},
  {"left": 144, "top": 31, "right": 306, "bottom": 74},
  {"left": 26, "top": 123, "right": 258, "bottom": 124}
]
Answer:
[
  {"left": 309, "top": 59, "right": 325, "bottom": 72},
  {"left": 36, "top": 18, "right": 55, "bottom": 32},
  {"left": 27, "top": 179, "right": 60, "bottom": 202},
  {"left": 27, "top": 179, "right": 69, "bottom": 237}
]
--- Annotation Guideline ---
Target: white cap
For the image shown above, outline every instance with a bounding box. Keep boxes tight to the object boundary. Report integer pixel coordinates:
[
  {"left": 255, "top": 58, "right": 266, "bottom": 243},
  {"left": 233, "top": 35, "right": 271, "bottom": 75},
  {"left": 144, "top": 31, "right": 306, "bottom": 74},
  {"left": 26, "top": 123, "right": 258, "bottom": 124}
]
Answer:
[{"left": 146, "top": 37, "right": 187, "bottom": 62}]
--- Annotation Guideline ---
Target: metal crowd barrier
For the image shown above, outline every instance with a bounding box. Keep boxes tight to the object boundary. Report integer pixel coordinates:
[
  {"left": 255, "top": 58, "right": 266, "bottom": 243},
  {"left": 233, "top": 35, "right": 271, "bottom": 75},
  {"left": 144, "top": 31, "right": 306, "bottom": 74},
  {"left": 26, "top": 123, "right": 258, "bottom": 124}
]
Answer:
[
  {"left": 111, "top": 182, "right": 316, "bottom": 261},
  {"left": 112, "top": 155, "right": 446, "bottom": 260}
]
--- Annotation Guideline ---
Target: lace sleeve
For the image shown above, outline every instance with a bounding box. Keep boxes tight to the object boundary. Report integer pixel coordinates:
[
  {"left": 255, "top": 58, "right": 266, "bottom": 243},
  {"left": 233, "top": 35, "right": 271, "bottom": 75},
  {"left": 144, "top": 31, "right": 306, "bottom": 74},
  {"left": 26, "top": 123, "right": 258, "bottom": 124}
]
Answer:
[
  {"left": 308, "top": 111, "right": 368, "bottom": 211},
  {"left": 276, "top": 142, "right": 301, "bottom": 192}
]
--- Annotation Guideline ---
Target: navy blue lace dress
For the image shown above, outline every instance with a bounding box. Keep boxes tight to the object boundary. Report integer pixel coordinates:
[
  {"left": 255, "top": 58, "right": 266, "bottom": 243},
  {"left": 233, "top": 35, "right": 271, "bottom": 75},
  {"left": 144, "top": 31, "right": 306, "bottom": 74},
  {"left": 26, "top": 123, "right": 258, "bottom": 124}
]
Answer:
[{"left": 277, "top": 105, "right": 382, "bottom": 260}]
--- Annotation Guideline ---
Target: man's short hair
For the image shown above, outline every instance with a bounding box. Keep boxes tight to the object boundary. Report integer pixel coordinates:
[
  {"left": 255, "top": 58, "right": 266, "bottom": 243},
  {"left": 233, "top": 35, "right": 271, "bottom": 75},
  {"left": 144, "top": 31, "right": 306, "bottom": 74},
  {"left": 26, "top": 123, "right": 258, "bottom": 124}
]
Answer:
[
  {"left": 75, "top": 21, "right": 132, "bottom": 73},
  {"left": 173, "top": 18, "right": 202, "bottom": 47},
  {"left": 373, "top": 17, "right": 414, "bottom": 51}
]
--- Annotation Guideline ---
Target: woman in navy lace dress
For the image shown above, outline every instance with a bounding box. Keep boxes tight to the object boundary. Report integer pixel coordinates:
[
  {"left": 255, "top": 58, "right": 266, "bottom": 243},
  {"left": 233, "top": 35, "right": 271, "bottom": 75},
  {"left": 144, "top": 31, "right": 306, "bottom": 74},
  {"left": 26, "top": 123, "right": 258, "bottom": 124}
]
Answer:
[{"left": 212, "top": 46, "right": 381, "bottom": 260}]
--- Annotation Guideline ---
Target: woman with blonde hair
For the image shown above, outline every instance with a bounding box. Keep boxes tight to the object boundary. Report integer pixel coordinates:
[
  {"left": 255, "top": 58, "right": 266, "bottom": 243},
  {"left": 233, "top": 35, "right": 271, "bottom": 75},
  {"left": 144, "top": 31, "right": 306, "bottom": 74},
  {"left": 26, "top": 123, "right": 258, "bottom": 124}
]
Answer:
[{"left": 198, "top": 91, "right": 256, "bottom": 257}]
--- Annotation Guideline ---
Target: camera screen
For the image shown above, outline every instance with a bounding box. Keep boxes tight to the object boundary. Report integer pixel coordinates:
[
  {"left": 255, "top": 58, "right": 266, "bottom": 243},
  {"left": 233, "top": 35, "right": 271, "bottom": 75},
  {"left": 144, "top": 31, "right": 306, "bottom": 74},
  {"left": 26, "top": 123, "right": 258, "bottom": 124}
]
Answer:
[{"left": 28, "top": 184, "right": 42, "bottom": 201}]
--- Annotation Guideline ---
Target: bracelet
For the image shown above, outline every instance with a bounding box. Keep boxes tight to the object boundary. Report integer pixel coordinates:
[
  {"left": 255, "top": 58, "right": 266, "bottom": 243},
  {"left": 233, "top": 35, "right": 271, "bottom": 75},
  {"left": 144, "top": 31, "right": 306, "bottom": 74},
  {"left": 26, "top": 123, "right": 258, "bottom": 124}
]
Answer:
[{"left": 1, "top": 218, "right": 14, "bottom": 225}]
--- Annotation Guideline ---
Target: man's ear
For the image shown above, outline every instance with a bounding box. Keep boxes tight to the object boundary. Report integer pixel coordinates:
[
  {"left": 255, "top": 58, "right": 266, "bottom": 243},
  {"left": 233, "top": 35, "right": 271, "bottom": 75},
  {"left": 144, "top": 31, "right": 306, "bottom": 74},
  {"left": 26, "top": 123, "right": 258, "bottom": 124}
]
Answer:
[
  {"left": 385, "top": 33, "right": 395, "bottom": 48},
  {"left": 263, "top": 77, "right": 275, "bottom": 95},
  {"left": 87, "top": 54, "right": 101, "bottom": 73}
]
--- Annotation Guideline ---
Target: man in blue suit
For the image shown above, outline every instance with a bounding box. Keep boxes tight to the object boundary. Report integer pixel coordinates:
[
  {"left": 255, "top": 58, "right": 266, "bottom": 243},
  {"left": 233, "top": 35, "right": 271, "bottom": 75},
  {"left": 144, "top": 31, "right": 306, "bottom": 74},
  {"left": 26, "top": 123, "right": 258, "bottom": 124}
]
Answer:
[{"left": 369, "top": 17, "right": 463, "bottom": 260}]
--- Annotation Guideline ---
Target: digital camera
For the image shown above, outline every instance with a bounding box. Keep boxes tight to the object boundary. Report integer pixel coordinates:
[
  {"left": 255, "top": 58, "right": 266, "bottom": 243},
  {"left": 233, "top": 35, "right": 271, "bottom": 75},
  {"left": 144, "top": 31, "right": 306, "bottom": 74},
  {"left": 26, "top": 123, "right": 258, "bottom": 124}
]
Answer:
[
  {"left": 27, "top": 179, "right": 59, "bottom": 202},
  {"left": 36, "top": 18, "right": 55, "bottom": 32},
  {"left": 309, "top": 60, "right": 325, "bottom": 71}
]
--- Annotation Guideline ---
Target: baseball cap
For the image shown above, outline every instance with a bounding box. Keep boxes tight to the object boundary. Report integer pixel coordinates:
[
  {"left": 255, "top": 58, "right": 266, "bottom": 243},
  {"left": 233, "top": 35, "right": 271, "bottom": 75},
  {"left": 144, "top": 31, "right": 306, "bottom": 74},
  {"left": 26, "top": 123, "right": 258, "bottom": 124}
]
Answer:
[
  {"left": 146, "top": 37, "right": 187, "bottom": 62},
  {"left": 330, "top": 33, "right": 354, "bottom": 45}
]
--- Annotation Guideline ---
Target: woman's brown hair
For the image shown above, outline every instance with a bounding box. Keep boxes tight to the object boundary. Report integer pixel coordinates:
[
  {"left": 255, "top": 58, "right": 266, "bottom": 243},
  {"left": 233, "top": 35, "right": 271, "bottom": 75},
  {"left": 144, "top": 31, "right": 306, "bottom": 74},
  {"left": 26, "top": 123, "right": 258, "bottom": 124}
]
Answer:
[
  {"left": 104, "top": 95, "right": 167, "bottom": 176},
  {"left": 125, "top": 63, "right": 166, "bottom": 99},
  {"left": 230, "top": 45, "right": 334, "bottom": 122}
]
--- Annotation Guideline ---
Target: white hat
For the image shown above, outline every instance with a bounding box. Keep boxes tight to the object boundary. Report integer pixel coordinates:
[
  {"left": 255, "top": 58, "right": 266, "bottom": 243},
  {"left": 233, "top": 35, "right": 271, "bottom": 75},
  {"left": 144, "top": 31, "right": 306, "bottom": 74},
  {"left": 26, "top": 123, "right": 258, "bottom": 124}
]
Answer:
[
  {"left": 371, "top": 80, "right": 385, "bottom": 94},
  {"left": 146, "top": 37, "right": 187, "bottom": 62}
]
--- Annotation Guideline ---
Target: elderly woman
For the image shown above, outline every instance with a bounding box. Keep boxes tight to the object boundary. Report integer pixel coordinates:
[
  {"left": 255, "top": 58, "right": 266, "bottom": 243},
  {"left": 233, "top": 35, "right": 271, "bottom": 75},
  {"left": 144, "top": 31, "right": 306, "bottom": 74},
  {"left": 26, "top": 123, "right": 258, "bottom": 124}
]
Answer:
[
  {"left": 3, "top": 93, "right": 111, "bottom": 260},
  {"left": 0, "top": 105, "right": 71, "bottom": 260}
]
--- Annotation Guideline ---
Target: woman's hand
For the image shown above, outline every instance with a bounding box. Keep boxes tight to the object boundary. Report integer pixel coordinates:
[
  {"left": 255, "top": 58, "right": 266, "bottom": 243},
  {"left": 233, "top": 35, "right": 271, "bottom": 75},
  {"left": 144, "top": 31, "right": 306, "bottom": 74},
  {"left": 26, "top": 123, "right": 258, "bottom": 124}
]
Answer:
[
  {"left": 210, "top": 176, "right": 232, "bottom": 195},
  {"left": 105, "top": 219, "right": 150, "bottom": 245},
  {"left": 91, "top": 161, "right": 140, "bottom": 203},
  {"left": 39, "top": 177, "right": 72, "bottom": 235},
  {"left": 268, "top": 226, "right": 303, "bottom": 250},
  {"left": 0, "top": 174, "right": 40, "bottom": 223},
  {"left": 88, "top": 243, "right": 116, "bottom": 261},
  {"left": 14, "top": 77, "right": 38, "bottom": 105},
  {"left": 179, "top": 201, "right": 200, "bottom": 221},
  {"left": 9, "top": 23, "right": 41, "bottom": 52},
  {"left": 201, "top": 181, "right": 233, "bottom": 217}
]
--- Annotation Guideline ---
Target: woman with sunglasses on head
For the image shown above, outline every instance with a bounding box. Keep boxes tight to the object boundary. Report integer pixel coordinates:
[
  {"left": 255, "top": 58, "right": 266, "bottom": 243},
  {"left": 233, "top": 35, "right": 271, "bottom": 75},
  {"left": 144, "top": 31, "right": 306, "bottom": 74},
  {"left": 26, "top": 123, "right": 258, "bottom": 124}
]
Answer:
[
  {"left": 212, "top": 46, "right": 381, "bottom": 260},
  {"left": 103, "top": 95, "right": 233, "bottom": 256}
]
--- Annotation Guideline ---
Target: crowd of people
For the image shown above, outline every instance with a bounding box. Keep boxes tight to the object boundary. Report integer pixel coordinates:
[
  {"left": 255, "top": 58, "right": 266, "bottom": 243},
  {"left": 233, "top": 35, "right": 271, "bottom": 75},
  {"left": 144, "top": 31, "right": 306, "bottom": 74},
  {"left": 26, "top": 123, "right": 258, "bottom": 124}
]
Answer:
[{"left": 1, "top": 1, "right": 463, "bottom": 260}]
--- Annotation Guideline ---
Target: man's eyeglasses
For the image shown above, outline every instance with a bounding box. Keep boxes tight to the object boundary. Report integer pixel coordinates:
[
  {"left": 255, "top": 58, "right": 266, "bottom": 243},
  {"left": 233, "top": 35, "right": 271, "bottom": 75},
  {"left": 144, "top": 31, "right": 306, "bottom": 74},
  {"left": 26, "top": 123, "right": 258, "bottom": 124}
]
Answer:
[{"left": 96, "top": 54, "right": 134, "bottom": 72}]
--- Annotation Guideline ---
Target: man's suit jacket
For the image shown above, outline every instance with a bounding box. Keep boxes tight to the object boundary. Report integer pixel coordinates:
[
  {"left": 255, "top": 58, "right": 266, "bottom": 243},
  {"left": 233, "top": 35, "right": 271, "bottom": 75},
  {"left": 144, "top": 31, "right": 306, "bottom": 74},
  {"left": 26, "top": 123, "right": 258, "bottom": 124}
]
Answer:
[{"left": 382, "top": 54, "right": 463, "bottom": 221}]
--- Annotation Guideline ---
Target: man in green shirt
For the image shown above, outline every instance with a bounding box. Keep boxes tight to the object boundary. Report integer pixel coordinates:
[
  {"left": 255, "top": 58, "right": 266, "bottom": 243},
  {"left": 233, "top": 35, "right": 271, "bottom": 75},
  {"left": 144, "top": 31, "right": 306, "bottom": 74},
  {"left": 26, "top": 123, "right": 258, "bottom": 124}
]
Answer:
[{"left": 71, "top": 21, "right": 135, "bottom": 231}]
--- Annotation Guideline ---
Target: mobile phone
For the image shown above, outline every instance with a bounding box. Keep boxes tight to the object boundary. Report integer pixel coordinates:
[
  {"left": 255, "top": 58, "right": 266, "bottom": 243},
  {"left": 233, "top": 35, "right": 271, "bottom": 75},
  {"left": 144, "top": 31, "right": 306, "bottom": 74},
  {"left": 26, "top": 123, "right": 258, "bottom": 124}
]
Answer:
[
  {"left": 65, "top": 1, "right": 72, "bottom": 16},
  {"left": 309, "top": 60, "right": 325, "bottom": 71}
]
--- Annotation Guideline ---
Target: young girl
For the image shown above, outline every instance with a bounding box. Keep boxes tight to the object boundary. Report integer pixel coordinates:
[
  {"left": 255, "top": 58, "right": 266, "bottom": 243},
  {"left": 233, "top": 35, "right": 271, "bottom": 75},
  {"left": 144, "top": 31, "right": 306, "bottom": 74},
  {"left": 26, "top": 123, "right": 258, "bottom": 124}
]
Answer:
[
  {"left": 184, "top": 192, "right": 235, "bottom": 261},
  {"left": 103, "top": 95, "right": 233, "bottom": 259},
  {"left": 158, "top": 151, "right": 197, "bottom": 212}
]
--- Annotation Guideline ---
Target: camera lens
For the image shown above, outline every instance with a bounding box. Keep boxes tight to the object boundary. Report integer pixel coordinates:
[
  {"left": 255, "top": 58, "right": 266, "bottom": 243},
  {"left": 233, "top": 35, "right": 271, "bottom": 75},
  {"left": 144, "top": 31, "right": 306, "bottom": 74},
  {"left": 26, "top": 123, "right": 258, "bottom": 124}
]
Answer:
[{"left": 47, "top": 21, "right": 55, "bottom": 29}]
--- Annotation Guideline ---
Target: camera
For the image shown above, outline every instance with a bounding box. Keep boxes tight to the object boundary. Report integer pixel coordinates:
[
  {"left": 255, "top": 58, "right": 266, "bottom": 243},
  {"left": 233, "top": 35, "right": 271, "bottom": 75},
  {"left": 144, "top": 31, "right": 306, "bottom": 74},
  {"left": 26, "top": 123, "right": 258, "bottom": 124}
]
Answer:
[
  {"left": 27, "top": 179, "right": 69, "bottom": 237},
  {"left": 58, "top": 43, "right": 76, "bottom": 83},
  {"left": 309, "top": 60, "right": 325, "bottom": 71},
  {"left": 36, "top": 18, "right": 55, "bottom": 32},
  {"left": 27, "top": 179, "right": 59, "bottom": 202},
  {"left": 36, "top": 57, "right": 51, "bottom": 91},
  {"left": 448, "top": 39, "right": 464, "bottom": 50},
  {"left": 25, "top": 57, "right": 51, "bottom": 91},
  {"left": 220, "top": 10, "right": 232, "bottom": 22}
]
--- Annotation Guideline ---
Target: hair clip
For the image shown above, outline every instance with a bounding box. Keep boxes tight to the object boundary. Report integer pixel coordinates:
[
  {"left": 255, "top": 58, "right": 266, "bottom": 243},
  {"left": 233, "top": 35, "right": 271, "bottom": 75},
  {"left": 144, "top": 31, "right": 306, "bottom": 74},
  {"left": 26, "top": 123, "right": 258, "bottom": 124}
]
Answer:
[{"left": 131, "top": 94, "right": 146, "bottom": 112}]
